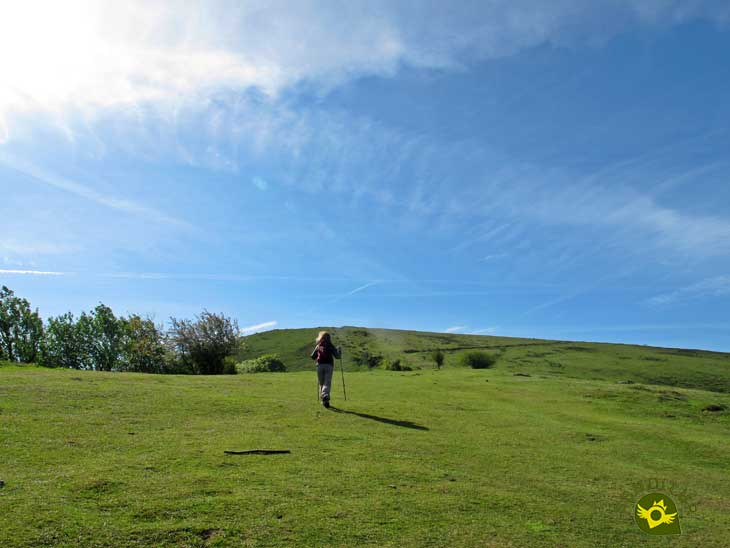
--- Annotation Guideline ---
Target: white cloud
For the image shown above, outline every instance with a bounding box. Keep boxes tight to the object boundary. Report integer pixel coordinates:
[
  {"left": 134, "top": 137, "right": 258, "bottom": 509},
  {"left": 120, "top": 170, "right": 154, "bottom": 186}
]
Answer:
[
  {"left": 478, "top": 254, "right": 507, "bottom": 263},
  {"left": 444, "top": 325, "right": 466, "bottom": 333},
  {"left": 647, "top": 276, "right": 730, "bottom": 306},
  {"left": 346, "top": 281, "right": 380, "bottom": 296},
  {"left": 0, "top": 269, "right": 65, "bottom": 276},
  {"left": 469, "top": 327, "right": 499, "bottom": 335},
  {"left": 1, "top": 0, "right": 728, "bottom": 124},
  {"left": 240, "top": 320, "right": 277, "bottom": 334}
]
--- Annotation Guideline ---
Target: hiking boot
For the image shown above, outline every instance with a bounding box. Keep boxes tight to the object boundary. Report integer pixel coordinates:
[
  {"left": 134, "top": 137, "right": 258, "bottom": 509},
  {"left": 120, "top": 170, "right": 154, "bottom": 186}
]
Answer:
[{"left": 323, "top": 398, "right": 330, "bottom": 408}]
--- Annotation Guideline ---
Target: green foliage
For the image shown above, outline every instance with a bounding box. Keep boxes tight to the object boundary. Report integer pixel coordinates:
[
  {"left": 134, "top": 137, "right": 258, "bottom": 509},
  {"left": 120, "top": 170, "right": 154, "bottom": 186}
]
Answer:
[
  {"left": 431, "top": 349, "right": 444, "bottom": 369},
  {"left": 79, "top": 304, "right": 125, "bottom": 371},
  {"left": 459, "top": 350, "right": 498, "bottom": 369},
  {"left": 383, "top": 358, "right": 412, "bottom": 371},
  {"left": 222, "top": 356, "right": 238, "bottom": 375},
  {"left": 119, "top": 315, "right": 166, "bottom": 373},
  {"left": 0, "top": 286, "right": 44, "bottom": 363},
  {"left": 237, "top": 354, "right": 287, "bottom": 373},
  {"left": 168, "top": 311, "right": 240, "bottom": 375},
  {"left": 40, "top": 312, "right": 83, "bottom": 369},
  {"left": 352, "top": 351, "right": 383, "bottom": 369}
]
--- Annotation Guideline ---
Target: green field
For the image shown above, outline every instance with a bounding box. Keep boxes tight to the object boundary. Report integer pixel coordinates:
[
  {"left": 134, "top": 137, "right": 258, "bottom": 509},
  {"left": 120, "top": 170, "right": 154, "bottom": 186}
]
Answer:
[{"left": 2, "top": 328, "right": 730, "bottom": 547}]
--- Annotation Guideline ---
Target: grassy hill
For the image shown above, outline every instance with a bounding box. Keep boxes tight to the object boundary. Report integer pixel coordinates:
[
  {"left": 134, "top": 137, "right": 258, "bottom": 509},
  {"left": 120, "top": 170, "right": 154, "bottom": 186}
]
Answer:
[
  {"left": 239, "top": 326, "right": 730, "bottom": 393},
  {"left": 2, "top": 331, "right": 730, "bottom": 547}
]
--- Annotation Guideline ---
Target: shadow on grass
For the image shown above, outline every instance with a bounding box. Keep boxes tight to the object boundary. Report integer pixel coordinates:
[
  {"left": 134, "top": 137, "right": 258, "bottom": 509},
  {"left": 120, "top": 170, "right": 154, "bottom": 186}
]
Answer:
[{"left": 330, "top": 407, "right": 429, "bottom": 431}]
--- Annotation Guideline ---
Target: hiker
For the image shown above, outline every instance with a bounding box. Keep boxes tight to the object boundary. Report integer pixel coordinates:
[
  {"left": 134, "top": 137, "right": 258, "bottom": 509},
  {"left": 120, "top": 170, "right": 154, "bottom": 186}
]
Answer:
[{"left": 311, "top": 331, "right": 340, "bottom": 408}]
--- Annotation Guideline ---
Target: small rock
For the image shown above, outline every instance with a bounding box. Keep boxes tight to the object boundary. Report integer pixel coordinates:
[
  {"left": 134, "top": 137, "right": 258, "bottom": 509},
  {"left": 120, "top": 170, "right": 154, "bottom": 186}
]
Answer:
[{"left": 388, "top": 484, "right": 397, "bottom": 489}]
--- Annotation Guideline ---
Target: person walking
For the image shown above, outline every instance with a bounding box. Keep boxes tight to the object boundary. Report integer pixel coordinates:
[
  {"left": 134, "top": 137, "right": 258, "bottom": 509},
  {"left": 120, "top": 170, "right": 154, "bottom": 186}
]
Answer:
[{"left": 311, "top": 331, "right": 340, "bottom": 408}]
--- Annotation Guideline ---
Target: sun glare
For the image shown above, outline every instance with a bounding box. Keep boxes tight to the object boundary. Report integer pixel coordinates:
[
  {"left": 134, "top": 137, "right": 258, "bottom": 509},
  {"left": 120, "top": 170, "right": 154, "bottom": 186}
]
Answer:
[{"left": 0, "top": 1, "right": 107, "bottom": 113}]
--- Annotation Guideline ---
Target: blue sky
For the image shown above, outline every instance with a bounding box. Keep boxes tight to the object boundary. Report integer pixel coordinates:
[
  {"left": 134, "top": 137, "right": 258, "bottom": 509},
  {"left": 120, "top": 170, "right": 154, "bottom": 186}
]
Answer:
[{"left": 2, "top": 1, "right": 730, "bottom": 350}]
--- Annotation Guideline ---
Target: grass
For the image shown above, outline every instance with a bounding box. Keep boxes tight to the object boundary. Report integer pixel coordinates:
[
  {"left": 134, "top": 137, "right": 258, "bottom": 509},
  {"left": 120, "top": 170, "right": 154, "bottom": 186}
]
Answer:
[
  {"left": 2, "top": 351, "right": 730, "bottom": 547},
  {"left": 239, "top": 326, "right": 730, "bottom": 393}
]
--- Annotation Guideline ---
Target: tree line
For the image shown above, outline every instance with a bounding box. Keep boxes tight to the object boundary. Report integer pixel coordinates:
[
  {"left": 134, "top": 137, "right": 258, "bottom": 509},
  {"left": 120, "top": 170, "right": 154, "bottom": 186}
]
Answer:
[{"left": 0, "top": 286, "right": 240, "bottom": 374}]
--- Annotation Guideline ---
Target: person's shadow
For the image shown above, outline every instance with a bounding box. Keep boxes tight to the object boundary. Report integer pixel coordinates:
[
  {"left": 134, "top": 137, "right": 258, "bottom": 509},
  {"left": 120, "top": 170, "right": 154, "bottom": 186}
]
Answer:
[{"left": 329, "top": 407, "right": 429, "bottom": 431}]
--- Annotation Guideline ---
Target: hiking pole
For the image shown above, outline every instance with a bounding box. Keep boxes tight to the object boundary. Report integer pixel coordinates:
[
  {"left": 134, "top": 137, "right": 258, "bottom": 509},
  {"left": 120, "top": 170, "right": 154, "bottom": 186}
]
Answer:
[{"left": 339, "top": 347, "right": 347, "bottom": 401}]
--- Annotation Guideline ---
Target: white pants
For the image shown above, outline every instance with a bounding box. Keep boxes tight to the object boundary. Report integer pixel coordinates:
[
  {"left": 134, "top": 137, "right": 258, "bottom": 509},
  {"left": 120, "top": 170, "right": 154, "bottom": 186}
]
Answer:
[{"left": 317, "top": 363, "right": 334, "bottom": 401}]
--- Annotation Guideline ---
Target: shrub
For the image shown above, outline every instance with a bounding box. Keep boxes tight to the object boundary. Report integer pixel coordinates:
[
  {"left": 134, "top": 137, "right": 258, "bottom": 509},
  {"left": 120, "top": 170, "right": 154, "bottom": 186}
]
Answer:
[
  {"left": 353, "top": 351, "right": 383, "bottom": 369},
  {"left": 431, "top": 349, "right": 445, "bottom": 369},
  {"left": 238, "top": 354, "right": 287, "bottom": 373},
  {"left": 384, "top": 358, "right": 412, "bottom": 371},
  {"left": 459, "top": 350, "right": 497, "bottom": 369},
  {"left": 168, "top": 311, "right": 239, "bottom": 375},
  {"left": 222, "top": 356, "right": 238, "bottom": 375}
]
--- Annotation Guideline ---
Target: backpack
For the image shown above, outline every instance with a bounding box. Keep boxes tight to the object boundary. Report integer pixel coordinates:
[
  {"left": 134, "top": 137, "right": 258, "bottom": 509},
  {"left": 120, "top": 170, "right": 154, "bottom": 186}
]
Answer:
[{"left": 315, "top": 343, "right": 333, "bottom": 363}]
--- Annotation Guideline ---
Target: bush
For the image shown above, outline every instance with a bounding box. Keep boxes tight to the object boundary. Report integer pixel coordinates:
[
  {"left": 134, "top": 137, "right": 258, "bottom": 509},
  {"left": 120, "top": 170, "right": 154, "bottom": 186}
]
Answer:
[
  {"left": 431, "top": 349, "right": 445, "bottom": 369},
  {"left": 384, "top": 358, "right": 412, "bottom": 371},
  {"left": 237, "top": 354, "right": 287, "bottom": 373},
  {"left": 459, "top": 350, "right": 497, "bottom": 369},
  {"left": 222, "top": 356, "right": 238, "bottom": 375},
  {"left": 168, "top": 311, "right": 239, "bottom": 375}
]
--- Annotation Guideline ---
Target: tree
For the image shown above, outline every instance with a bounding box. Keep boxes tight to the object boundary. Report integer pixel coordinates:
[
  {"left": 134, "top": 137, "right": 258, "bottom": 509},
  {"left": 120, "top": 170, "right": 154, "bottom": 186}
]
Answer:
[
  {"left": 0, "top": 286, "right": 44, "bottom": 363},
  {"left": 167, "top": 311, "right": 239, "bottom": 374},
  {"left": 431, "top": 349, "right": 445, "bottom": 370},
  {"left": 40, "top": 312, "right": 84, "bottom": 369},
  {"left": 119, "top": 315, "right": 166, "bottom": 373},
  {"left": 76, "top": 304, "right": 124, "bottom": 371}
]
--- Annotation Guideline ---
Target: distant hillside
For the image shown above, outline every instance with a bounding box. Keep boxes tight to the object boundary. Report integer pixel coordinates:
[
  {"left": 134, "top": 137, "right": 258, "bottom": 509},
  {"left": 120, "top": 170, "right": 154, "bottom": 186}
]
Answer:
[{"left": 238, "top": 326, "right": 730, "bottom": 393}]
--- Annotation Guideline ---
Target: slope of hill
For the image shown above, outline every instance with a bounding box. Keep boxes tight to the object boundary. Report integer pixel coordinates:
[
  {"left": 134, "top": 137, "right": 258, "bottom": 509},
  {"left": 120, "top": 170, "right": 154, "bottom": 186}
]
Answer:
[
  {"left": 238, "top": 327, "right": 730, "bottom": 393},
  {"left": 2, "top": 363, "right": 729, "bottom": 547}
]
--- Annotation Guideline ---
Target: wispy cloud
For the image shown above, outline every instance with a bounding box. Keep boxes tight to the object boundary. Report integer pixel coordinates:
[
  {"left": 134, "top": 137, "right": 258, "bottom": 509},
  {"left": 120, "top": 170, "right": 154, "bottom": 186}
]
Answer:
[
  {"left": 103, "top": 272, "right": 373, "bottom": 283},
  {"left": 563, "top": 323, "right": 730, "bottom": 332},
  {"left": 647, "top": 276, "right": 730, "bottom": 306},
  {"left": 0, "top": 153, "right": 192, "bottom": 228},
  {"left": 469, "top": 327, "right": 499, "bottom": 335},
  {"left": 444, "top": 325, "right": 466, "bottom": 333},
  {"left": 517, "top": 270, "right": 634, "bottom": 318},
  {"left": 345, "top": 281, "right": 380, "bottom": 296},
  {"left": 240, "top": 320, "right": 277, "bottom": 335},
  {"left": 1, "top": 1, "right": 727, "bottom": 123},
  {"left": 188, "top": 96, "right": 730, "bottom": 264},
  {"left": 478, "top": 254, "right": 507, "bottom": 263},
  {"left": 0, "top": 269, "right": 65, "bottom": 276}
]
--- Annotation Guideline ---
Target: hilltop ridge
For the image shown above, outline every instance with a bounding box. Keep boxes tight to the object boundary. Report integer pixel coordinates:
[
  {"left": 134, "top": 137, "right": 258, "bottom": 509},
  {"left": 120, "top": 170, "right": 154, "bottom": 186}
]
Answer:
[{"left": 237, "top": 326, "right": 730, "bottom": 393}]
